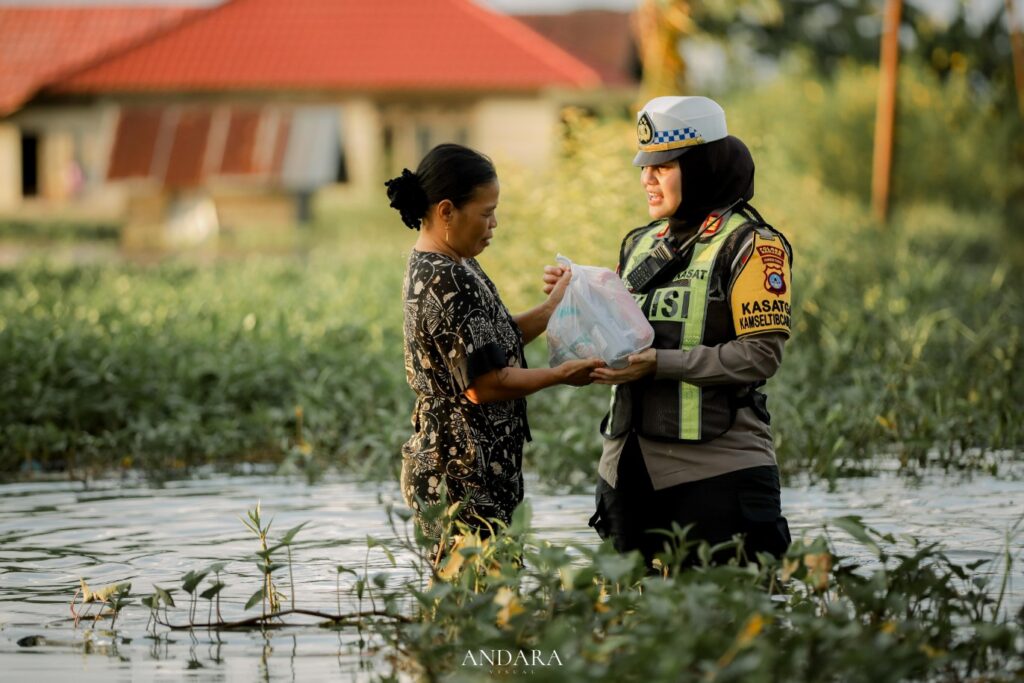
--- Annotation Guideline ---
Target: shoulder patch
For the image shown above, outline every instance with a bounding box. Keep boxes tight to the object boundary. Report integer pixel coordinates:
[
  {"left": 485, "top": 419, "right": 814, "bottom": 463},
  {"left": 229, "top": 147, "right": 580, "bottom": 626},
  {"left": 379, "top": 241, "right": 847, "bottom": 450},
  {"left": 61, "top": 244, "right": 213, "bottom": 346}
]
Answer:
[{"left": 730, "top": 231, "right": 792, "bottom": 337}]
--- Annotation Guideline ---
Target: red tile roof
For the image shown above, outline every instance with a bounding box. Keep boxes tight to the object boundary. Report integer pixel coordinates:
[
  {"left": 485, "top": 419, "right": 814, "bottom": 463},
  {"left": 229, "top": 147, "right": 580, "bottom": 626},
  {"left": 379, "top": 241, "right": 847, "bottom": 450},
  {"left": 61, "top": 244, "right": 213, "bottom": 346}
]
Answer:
[
  {"left": 52, "top": 0, "right": 601, "bottom": 95},
  {"left": 0, "top": 6, "right": 198, "bottom": 116},
  {"left": 518, "top": 11, "right": 640, "bottom": 88}
]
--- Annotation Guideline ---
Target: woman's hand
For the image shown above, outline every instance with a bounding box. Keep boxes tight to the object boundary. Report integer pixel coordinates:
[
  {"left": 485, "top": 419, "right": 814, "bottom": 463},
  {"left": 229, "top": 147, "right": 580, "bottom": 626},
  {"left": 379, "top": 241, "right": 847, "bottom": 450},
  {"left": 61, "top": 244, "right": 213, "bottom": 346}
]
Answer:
[
  {"left": 590, "top": 348, "right": 657, "bottom": 384},
  {"left": 557, "top": 357, "right": 605, "bottom": 386},
  {"left": 542, "top": 265, "right": 570, "bottom": 297}
]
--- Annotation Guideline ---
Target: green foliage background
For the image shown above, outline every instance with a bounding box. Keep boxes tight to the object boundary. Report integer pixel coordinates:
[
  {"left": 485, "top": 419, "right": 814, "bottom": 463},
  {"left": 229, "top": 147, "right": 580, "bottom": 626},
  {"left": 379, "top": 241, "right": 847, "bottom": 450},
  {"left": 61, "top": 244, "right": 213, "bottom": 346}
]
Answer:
[{"left": 1, "top": 64, "right": 1021, "bottom": 483}]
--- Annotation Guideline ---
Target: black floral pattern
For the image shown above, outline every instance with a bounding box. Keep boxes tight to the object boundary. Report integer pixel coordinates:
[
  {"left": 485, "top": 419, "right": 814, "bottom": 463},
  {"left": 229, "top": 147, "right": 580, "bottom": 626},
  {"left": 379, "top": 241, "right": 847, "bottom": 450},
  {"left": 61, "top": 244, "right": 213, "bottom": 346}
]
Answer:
[{"left": 400, "top": 250, "right": 530, "bottom": 539}]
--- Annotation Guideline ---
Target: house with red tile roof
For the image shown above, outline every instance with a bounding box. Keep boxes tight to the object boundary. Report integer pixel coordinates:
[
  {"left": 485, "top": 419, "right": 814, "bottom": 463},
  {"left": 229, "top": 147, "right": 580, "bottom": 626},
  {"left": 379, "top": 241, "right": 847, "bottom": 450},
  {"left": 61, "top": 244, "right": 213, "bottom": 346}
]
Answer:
[
  {"left": 0, "top": 0, "right": 610, "bottom": 235},
  {"left": 0, "top": 6, "right": 199, "bottom": 207}
]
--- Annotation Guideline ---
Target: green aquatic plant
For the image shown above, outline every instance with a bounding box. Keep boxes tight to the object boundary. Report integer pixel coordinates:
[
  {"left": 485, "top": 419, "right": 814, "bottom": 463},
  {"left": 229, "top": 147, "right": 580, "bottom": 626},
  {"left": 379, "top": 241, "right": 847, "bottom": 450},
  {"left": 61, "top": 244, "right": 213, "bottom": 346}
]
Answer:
[
  {"left": 240, "top": 500, "right": 284, "bottom": 617},
  {"left": 376, "top": 502, "right": 1024, "bottom": 683},
  {"left": 129, "top": 503, "right": 410, "bottom": 632},
  {"left": 66, "top": 502, "right": 1022, "bottom": 681},
  {"left": 71, "top": 579, "right": 132, "bottom": 628}
]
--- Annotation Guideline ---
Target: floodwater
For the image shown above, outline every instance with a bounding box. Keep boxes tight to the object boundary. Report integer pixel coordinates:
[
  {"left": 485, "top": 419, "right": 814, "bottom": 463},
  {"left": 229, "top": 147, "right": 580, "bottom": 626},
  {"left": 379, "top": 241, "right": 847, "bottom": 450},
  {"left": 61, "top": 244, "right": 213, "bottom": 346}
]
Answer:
[{"left": 1, "top": 469, "right": 1021, "bottom": 681}]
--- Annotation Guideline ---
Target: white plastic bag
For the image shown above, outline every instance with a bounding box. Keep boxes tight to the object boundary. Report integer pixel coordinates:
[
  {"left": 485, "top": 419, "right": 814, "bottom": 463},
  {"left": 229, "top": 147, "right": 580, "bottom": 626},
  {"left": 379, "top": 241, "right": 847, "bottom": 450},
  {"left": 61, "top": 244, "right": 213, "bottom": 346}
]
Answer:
[{"left": 546, "top": 254, "right": 654, "bottom": 369}]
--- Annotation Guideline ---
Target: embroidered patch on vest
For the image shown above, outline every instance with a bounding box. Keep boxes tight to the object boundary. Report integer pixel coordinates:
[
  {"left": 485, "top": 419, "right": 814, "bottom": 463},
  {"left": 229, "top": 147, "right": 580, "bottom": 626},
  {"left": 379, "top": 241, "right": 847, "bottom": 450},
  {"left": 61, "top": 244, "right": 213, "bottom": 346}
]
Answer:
[
  {"left": 757, "top": 244, "right": 788, "bottom": 296},
  {"left": 731, "top": 234, "right": 792, "bottom": 337},
  {"left": 700, "top": 213, "right": 723, "bottom": 237}
]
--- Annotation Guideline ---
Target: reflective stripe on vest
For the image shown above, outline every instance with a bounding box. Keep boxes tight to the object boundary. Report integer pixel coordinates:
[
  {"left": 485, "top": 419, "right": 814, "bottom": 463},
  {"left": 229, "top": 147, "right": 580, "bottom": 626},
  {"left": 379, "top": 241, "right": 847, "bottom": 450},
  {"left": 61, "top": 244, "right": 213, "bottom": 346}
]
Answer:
[{"left": 607, "top": 213, "right": 748, "bottom": 441}]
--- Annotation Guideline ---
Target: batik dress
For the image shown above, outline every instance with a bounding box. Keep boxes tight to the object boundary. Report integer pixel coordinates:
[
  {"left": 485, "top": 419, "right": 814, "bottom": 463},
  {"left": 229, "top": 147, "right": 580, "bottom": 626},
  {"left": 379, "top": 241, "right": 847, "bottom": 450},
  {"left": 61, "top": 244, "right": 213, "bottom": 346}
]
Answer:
[{"left": 400, "top": 249, "right": 530, "bottom": 539}]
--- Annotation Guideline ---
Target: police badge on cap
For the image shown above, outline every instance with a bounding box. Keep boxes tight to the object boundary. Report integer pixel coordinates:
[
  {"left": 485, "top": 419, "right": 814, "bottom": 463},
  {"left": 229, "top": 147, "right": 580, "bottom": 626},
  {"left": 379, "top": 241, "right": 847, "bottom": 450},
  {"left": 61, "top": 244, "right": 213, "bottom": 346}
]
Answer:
[
  {"left": 633, "top": 96, "right": 728, "bottom": 167},
  {"left": 637, "top": 112, "right": 654, "bottom": 146}
]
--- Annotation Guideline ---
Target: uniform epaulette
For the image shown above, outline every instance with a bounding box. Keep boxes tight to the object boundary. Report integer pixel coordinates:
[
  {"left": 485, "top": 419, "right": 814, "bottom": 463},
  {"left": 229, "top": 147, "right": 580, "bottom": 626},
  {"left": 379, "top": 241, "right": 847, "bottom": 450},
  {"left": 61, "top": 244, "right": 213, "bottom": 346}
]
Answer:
[
  {"left": 751, "top": 224, "right": 793, "bottom": 264},
  {"left": 734, "top": 204, "right": 793, "bottom": 265}
]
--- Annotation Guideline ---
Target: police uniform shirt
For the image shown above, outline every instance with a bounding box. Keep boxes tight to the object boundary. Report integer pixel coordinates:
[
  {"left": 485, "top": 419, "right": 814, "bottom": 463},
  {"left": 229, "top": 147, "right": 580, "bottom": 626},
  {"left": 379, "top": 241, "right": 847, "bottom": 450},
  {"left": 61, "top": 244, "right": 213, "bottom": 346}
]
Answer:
[{"left": 598, "top": 226, "right": 792, "bottom": 490}]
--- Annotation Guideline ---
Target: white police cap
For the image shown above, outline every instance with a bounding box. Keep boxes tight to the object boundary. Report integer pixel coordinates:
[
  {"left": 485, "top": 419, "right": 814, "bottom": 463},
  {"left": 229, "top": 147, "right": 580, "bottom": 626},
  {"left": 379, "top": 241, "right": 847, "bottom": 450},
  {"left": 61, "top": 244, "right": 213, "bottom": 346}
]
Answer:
[{"left": 633, "top": 96, "right": 728, "bottom": 166}]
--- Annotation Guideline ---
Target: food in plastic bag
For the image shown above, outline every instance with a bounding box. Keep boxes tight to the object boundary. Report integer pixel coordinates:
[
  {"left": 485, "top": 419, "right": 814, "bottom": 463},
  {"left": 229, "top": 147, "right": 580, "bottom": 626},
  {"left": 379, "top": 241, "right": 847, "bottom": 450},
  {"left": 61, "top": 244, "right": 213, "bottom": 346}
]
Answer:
[{"left": 547, "top": 254, "right": 654, "bottom": 369}]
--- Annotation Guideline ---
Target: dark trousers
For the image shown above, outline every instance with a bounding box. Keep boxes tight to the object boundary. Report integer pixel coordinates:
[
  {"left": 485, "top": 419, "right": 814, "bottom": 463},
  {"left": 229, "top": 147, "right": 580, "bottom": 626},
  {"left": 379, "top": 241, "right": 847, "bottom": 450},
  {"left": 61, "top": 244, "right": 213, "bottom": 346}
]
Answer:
[{"left": 589, "top": 433, "right": 791, "bottom": 569}]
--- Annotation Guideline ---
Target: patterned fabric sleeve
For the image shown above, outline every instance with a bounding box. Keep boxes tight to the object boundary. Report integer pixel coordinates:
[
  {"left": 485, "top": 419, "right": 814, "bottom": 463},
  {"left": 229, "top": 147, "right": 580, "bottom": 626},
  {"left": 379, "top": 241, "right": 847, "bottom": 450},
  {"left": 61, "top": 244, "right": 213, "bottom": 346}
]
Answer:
[{"left": 425, "top": 263, "right": 509, "bottom": 393}]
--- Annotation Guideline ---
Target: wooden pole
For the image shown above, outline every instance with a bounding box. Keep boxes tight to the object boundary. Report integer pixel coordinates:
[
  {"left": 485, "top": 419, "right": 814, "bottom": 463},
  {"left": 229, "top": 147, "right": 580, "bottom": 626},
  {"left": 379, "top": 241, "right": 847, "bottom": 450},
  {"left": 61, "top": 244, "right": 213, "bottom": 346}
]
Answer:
[
  {"left": 871, "top": 0, "right": 902, "bottom": 224},
  {"left": 1007, "top": 0, "right": 1024, "bottom": 118},
  {"left": 635, "top": 0, "right": 693, "bottom": 103}
]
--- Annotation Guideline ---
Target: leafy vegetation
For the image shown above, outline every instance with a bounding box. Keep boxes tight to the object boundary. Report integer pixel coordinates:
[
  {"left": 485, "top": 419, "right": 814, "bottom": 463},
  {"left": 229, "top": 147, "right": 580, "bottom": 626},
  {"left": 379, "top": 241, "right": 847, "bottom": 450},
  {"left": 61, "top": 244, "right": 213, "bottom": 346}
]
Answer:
[
  {"left": 0, "top": 218, "right": 121, "bottom": 243},
  {"left": 1, "top": 66, "right": 1021, "bottom": 484},
  {"left": 71, "top": 502, "right": 1024, "bottom": 681}
]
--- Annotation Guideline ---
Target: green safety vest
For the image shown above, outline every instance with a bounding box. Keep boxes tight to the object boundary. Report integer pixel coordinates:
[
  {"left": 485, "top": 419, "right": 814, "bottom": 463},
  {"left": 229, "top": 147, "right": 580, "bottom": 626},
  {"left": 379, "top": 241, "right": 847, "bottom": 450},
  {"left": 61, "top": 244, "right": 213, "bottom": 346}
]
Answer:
[{"left": 602, "top": 211, "right": 756, "bottom": 443}]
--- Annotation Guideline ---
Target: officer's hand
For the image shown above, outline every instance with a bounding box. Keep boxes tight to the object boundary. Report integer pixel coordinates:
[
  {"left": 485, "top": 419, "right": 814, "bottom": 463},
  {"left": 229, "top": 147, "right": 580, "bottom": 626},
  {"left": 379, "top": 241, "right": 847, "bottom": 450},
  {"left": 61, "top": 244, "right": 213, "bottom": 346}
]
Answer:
[
  {"left": 557, "top": 357, "right": 604, "bottom": 386},
  {"left": 542, "top": 264, "right": 569, "bottom": 296},
  {"left": 591, "top": 348, "right": 657, "bottom": 384}
]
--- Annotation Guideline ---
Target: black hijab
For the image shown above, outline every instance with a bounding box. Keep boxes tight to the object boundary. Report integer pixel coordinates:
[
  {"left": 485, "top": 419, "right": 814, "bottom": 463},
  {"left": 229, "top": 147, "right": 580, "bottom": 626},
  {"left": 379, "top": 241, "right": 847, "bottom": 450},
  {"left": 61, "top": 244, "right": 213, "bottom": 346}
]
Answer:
[{"left": 669, "top": 135, "right": 755, "bottom": 234}]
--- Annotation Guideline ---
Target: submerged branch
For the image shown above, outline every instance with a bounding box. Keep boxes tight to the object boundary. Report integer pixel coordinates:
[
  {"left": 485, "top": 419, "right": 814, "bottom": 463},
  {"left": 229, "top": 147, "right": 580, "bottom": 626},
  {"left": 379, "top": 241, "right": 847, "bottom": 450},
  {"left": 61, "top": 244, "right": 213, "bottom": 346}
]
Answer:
[{"left": 154, "top": 607, "right": 412, "bottom": 630}]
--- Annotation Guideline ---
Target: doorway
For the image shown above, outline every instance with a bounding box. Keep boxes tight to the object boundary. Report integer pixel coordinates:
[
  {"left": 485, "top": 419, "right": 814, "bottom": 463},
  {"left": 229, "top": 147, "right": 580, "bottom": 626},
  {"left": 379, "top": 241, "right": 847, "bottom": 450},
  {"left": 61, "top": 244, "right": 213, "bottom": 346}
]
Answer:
[{"left": 20, "top": 132, "right": 38, "bottom": 197}]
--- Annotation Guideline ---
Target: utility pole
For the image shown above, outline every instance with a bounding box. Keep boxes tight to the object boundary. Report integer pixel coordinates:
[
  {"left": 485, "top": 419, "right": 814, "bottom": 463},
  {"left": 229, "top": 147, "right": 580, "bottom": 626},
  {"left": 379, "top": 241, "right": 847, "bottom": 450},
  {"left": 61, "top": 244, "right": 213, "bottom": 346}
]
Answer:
[
  {"left": 871, "top": 0, "right": 902, "bottom": 224},
  {"left": 1007, "top": 0, "right": 1024, "bottom": 117}
]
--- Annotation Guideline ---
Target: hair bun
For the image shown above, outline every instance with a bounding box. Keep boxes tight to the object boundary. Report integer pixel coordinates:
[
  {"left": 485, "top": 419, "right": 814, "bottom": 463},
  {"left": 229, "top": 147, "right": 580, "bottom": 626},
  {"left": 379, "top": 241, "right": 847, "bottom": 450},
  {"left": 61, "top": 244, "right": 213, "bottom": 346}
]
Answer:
[{"left": 384, "top": 169, "right": 429, "bottom": 230}]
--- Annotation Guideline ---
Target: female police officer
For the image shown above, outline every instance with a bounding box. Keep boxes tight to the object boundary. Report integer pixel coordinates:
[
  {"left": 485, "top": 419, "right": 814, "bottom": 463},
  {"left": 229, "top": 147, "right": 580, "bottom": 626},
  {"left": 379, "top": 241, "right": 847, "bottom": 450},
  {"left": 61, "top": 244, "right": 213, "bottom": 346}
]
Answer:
[{"left": 545, "top": 96, "right": 793, "bottom": 569}]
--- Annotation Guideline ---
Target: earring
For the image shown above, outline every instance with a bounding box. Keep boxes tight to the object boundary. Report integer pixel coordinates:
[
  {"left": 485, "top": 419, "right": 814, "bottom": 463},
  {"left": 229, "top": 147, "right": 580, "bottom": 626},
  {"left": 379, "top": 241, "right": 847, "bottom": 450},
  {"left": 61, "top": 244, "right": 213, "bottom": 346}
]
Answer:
[{"left": 445, "top": 223, "right": 451, "bottom": 244}]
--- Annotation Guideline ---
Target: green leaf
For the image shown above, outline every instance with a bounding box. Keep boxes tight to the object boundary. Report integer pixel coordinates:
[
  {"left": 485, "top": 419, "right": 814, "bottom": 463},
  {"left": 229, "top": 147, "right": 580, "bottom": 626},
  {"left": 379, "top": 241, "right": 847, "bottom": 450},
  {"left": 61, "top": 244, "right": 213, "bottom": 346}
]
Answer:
[
  {"left": 336, "top": 565, "right": 358, "bottom": 576},
  {"left": 207, "top": 562, "right": 229, "bottom": 574},
  {"left": 240, "top": 516, "right": 258, "bottom": 534},
  {"left": 596, "top": 553, "right": 638, "bottom": 584},
  {"left": 153, "top": 585, "right": 175, "bottom": 608},
  {"left": 832, "top": 516, "right": 882, "bottom": 557},
  {"left": 181, "top": 570, "right": 209, "bottom": 595},
  {"left": 255, "top": 543, "right": 286, "bottom": 560},
  {"left": 244, "top": 587, "right": 266, "bottom": 610},
  {"left": 200, "top": 582, "right": 226, "bottom": 600},
  {"left": 508, "top": 499, "right": 533, "bottom": 536},
  {"left": 280, "top": 522, "right": 308, "bottom": 545}
]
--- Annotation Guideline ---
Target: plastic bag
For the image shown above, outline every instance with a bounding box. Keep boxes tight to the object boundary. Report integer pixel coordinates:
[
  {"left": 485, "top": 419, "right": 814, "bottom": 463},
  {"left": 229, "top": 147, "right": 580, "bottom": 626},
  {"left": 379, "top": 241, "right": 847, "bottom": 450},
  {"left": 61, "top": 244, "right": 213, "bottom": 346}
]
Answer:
[{"left": 546, "top": 254, "right": 654, "bottom": 369}]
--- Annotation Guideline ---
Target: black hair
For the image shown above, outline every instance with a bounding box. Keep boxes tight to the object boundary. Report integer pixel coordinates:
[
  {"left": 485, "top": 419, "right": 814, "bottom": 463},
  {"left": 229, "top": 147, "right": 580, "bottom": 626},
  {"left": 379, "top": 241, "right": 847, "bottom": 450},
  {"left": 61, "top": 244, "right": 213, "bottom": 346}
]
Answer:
[{"left": 384, "top": 143, "right": 497, "bottom": 230}]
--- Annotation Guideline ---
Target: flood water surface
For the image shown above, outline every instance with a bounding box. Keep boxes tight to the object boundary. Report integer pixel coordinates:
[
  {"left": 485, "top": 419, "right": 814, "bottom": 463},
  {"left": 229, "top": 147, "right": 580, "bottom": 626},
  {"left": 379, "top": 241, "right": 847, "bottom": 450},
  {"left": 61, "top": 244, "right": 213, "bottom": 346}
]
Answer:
[{"left": 1, "top": 470, "right": 1021, "bottom": 681}]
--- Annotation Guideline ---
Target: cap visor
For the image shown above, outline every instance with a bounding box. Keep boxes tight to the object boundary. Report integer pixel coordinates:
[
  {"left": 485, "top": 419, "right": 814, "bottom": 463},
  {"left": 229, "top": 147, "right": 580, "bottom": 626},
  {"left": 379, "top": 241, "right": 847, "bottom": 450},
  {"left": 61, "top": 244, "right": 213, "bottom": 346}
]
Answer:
[{"left": 632, "top": 146, "right": 693, "bottom": 167}]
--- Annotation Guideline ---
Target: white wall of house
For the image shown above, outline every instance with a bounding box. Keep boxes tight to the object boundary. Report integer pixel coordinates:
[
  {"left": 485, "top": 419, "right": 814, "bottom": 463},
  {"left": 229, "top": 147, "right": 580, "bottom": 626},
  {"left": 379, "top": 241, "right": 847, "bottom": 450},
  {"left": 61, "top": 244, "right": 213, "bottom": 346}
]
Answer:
[
  {"left": 1, "top": 93, "right": 574, "bottom": 220},
  {"left": 471, "top": 97, "right": 559, "bottom": 172},
  {"left": 0, "top": 123, "right": 19, "bottom": 211},
  {"left": 6, "top": 104, "right": 126, "bottom": 214},
  {"left": 340, "top": 97, "right": 383, "bottom": 200},
  {"left": 368, "top": 95, "right": 560, "bottom": 188},
  {"left": 378, "top": 102, "right": 473, "bottom": 178}
]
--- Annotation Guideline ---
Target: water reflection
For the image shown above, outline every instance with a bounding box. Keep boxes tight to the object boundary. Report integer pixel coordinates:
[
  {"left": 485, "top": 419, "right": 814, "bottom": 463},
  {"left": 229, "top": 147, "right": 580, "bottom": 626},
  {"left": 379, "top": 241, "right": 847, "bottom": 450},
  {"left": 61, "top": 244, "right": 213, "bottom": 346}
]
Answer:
[{"left": 0, "top": 471, "right": 1021, "bottom": 680}]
